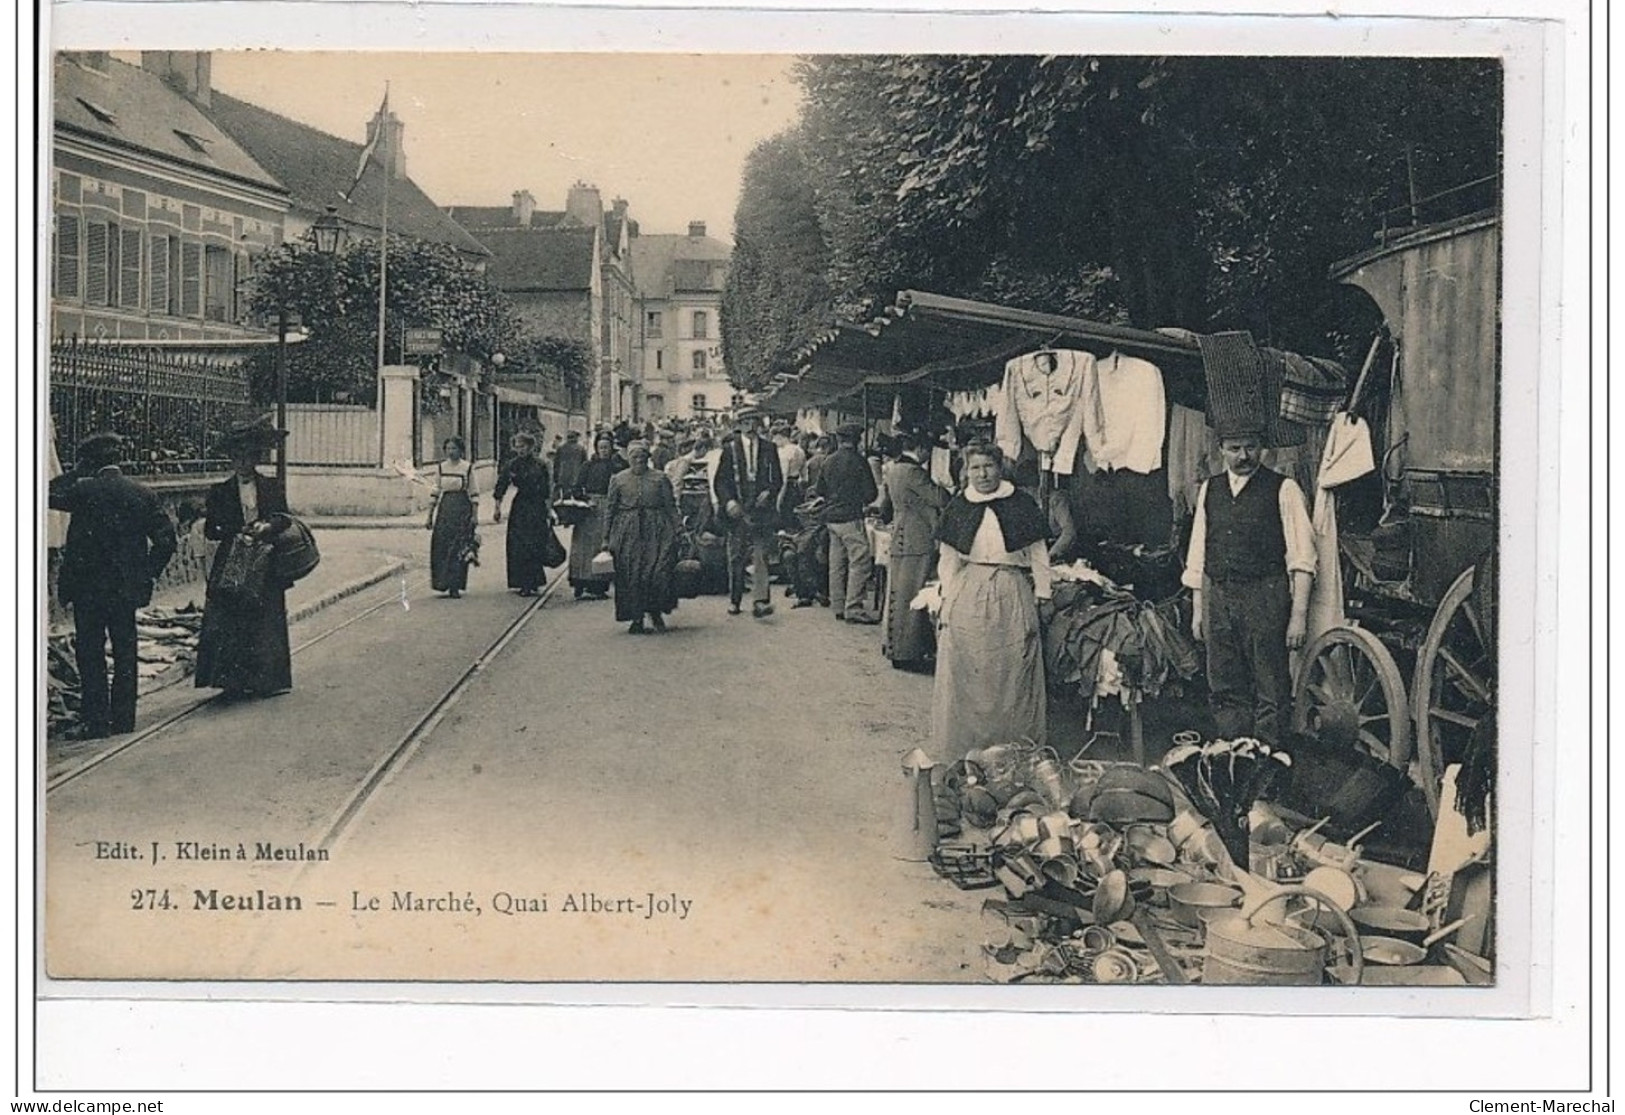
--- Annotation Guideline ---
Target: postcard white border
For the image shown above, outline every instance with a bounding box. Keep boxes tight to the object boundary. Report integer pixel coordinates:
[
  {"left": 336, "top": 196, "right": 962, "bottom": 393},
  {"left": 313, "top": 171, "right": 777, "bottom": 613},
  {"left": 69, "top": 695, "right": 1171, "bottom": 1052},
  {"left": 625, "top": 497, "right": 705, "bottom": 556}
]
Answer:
[{"left": 18, "top": 0, "right": 1598, "bottom": 1096}]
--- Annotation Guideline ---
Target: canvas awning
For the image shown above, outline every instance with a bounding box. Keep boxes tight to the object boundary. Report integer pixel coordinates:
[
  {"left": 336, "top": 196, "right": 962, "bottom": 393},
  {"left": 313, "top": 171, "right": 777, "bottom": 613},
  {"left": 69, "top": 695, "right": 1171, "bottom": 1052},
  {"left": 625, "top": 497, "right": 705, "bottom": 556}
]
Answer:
[{"left": 761, "top": 291, "right": 1211, "bottom": 414}]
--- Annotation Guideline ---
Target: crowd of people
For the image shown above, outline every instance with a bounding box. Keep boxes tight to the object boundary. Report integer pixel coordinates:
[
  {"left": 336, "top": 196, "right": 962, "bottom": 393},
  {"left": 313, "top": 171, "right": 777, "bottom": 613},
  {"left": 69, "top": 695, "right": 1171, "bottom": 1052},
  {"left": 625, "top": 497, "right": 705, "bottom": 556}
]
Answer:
[{"left": 52, "top": 403, "right": 1313, "bottom": 771}]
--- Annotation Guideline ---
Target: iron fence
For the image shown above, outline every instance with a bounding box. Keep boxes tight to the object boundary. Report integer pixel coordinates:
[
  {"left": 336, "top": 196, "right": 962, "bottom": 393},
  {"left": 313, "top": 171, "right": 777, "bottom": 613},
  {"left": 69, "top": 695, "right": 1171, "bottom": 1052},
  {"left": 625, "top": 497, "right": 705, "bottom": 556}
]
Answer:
[{"left": 50, "top": 339, "right": 260, "bottom": 475}]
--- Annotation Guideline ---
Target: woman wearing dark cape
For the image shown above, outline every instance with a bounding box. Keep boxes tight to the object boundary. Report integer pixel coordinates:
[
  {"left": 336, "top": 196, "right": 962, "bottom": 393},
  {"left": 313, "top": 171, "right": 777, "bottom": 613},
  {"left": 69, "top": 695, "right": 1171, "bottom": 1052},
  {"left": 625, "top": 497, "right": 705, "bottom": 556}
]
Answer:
[{"left": 492, "top": 431, "right": 554, "bottom": 596}]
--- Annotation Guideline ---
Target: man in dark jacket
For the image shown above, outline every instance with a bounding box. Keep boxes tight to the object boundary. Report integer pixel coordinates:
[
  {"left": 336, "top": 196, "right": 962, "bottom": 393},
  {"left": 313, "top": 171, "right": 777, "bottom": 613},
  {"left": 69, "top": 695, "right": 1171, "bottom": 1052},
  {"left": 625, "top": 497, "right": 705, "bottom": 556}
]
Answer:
[
  {"left": 49, "top": 432, "right": 177, "bottom": 739},
  {"left": 813, "top": 423, "right": 880, "bottom": 624},
  {"left": 712, "top": 411, "right": 784, "bottom": 618},
  {"left": 552, "top": 430, "right": 587, "bottom": 499}
]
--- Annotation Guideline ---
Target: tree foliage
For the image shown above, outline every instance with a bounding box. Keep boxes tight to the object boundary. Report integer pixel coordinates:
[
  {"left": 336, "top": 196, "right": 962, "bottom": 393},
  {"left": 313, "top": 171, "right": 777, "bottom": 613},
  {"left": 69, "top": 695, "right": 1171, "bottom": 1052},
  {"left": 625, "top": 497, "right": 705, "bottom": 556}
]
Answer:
[
  {"left": 722, "top": 54, "right": 1502, "bottom": 380},
  {"left": 245, "top": 236, "right": 523, "bottom": 406},
  {"left": 721, "top": 131, "right": 837, "bottom": 392}
]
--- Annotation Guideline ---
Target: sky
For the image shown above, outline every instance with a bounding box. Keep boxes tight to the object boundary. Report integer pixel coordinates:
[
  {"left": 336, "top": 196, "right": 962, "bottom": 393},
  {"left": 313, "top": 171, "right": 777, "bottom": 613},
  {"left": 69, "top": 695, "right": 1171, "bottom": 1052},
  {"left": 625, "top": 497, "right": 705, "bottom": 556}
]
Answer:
[{"left": 206, "top": 52, "right": 806, "bottom": 243}]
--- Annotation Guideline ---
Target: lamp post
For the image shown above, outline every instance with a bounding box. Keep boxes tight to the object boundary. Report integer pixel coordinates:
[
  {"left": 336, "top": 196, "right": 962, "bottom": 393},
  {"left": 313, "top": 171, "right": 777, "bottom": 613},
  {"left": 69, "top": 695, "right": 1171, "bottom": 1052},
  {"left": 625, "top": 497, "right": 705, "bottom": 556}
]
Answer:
[{"left": 275, "top": 206, "right": 349, "bottom": 486}]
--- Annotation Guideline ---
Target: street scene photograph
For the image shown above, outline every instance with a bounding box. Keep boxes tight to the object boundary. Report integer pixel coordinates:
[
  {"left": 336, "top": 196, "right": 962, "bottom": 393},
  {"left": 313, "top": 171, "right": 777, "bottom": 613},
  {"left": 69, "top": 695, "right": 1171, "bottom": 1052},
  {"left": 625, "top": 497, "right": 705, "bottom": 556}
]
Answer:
[{"left": 41, "top": 47, "right": 1505, "bottom": 989}]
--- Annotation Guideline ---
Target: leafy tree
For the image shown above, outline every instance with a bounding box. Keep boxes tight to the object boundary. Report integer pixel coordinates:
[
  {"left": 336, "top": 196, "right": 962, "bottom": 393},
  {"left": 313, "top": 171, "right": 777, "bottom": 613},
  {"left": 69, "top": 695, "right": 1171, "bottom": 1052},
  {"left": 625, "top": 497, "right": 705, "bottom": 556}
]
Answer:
[
  {"left": 721, "top": 130, "right": 837, "bottom": 392},
  {"left": 754, "top": 53, "right": 1501, "bottom": 370},
  {"left": 245, "top": 235, "right": 522, "bottom": 407}
]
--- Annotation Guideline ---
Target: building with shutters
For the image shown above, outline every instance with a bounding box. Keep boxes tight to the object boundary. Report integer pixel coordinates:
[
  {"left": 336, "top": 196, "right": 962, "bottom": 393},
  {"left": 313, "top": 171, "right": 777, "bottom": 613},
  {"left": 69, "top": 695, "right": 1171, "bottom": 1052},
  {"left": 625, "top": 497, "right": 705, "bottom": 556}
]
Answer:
[
  {"left": 629, "top": 221, "right": 732, "bottom": 421},
  {"left": 50, "top": 51, "right": 290, "bottom": 343}
]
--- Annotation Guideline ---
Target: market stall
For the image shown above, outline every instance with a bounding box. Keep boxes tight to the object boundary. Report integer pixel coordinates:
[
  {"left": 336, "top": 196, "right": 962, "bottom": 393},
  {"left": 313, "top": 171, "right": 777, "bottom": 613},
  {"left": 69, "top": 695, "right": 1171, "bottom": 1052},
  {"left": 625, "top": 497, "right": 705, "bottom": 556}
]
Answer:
[{"left": 764, "top": 267, "right": 1499, "bottom": 985}]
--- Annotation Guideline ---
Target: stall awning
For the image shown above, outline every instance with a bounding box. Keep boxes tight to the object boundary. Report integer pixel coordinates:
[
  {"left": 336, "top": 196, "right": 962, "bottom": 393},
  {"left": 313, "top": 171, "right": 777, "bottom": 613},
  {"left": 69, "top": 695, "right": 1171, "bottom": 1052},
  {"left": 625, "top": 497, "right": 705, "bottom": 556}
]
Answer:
[{"left": 762, "top": 291, "right": 1210, "bottom": 414}]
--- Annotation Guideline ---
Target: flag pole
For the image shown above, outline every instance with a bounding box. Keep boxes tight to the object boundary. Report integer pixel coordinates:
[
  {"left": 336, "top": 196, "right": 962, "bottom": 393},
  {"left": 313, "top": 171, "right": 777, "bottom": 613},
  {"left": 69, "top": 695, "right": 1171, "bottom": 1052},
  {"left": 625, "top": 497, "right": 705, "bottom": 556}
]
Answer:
[{"left": 376, "top": 83, "right": 391, "bottom": 379}]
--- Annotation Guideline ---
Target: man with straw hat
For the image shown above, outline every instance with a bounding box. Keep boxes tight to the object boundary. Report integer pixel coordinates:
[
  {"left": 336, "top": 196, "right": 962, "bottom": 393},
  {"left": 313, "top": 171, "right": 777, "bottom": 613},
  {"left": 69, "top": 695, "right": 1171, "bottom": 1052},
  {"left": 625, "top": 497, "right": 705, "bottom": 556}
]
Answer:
[
  {"left": 1182, "top": 411, "right": 1316, "bottom": 746},
  {"left": 49, "top": 431, "right": 177, "bottom": 739}
]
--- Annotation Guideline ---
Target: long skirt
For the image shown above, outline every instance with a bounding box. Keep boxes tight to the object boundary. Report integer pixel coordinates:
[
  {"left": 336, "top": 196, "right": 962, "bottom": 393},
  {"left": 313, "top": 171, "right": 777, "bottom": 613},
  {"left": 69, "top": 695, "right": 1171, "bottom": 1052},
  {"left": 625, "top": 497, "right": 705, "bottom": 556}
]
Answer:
[
  {"left": 505, "top": 495, "right": 550, "bottom": 593},
  {"left": 883, "top": 550, "right": 937, "bottom": 664},
  {"left": 608, "top": 510, "right": 681, "bottom": 621},
  {"left": 195, "top": 585, "right": 293, "bottom": 696},
  {"left": 567, "top": 497, "right": 612, "bottom": 593},
  {"left": 429, "top": 490, "right": 476, "bottom": 593},
  {"left": 930, "top": 563, "right": 1045, "bottom": 759}
]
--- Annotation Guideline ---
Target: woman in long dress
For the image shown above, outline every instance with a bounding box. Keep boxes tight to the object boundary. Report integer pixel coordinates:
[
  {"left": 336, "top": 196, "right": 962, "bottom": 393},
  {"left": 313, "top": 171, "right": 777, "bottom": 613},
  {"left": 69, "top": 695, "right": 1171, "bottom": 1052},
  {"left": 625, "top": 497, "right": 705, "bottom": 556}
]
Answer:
[
  {"left": 492, "top": 432, "right": 554, "bottom": 597},
  {"left": 194, "top": 419, "right": 294, "bottom": 698},
  {"left": 427, "top": 435, "right": 477, "bottom": 598},
  {"left": 603, "top": 439, "right": 682, "bottom": 634},
  {"left": 931, "top": 440, "right": 1053, "bottom": 758},
  {"left": 876, "top": 429, "right": 948, "bottom": 669},
  {"left": 567, "top": 433, "right": 625, "bottom": 600}
]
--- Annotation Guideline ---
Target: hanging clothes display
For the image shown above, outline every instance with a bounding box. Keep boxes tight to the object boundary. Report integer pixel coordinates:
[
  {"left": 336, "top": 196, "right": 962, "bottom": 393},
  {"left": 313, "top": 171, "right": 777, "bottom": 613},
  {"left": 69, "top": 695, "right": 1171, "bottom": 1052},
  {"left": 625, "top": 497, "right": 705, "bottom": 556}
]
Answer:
[
  {"left": 1165, "top": 404, "right": 1217, "bottom": 521},
  {"left": 995, "top": 349, "right": 1095, "bottom": 474},
  {"left": 1080, "top": 350, "right": 1167, "bottom": 474},
  {"left": 1303, "top": 411, "right": 1376, "bottom": 655}
]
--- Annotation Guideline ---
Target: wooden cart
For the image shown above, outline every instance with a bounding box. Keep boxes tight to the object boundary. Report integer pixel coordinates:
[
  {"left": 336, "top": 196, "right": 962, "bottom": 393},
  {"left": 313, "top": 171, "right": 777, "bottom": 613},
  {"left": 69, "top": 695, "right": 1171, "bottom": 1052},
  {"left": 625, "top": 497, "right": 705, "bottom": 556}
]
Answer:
[{"left": 1292, "top": 211, "right": 1499, "bottom": 819}]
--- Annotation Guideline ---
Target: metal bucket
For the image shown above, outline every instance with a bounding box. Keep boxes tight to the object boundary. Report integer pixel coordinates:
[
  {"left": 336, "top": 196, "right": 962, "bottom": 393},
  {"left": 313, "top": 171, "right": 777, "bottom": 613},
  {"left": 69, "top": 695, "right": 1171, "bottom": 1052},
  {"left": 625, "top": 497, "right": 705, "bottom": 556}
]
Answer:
[{"left": 1201, "top": 887, "right": 1363, "bottom": 986}]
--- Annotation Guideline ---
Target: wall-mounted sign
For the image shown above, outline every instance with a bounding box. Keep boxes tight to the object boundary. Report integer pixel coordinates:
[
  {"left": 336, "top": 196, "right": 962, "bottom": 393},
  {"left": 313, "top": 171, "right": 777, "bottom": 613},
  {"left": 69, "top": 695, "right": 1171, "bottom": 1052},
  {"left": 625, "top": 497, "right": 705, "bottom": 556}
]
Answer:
[{"left": 403, "top": 327, "right": 444, "bottom": 356}]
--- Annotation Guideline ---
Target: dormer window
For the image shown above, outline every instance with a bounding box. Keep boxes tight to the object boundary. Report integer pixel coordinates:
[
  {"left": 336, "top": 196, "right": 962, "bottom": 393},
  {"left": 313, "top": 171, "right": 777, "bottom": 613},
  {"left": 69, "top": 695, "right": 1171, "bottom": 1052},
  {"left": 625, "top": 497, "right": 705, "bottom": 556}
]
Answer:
[
  {"left": 173, "top": 129, "right": 211, "bottom": 154},
  {"left": 76, "top": 98, "right": 117, "bottom": 126}
]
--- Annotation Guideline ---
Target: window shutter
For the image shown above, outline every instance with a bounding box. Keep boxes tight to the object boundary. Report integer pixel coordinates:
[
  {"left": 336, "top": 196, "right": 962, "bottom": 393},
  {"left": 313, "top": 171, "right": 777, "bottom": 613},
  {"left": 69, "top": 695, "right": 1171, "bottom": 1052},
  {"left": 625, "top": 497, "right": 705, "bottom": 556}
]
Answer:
[
  {"left": 180, "top": 241, "right": 202, "bottom": 317},
  {"left": 120, "top": 228, "right": 142, "bottom": 309},
  {"left": 149, "top": 234, "right": 169, "bottom": 314},
  {"left": 54, "top": 214, "right": 80, "bottom": 298},
  {"left": 84, "top": 221, "right": 108, "bottom": 305}
]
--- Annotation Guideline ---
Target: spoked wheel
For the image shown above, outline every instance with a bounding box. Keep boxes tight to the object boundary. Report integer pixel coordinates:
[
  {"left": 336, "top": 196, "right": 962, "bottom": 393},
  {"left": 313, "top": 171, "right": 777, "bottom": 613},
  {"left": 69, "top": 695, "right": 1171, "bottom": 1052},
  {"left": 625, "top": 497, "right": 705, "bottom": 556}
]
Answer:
[
  {"left": 1293, "top": 625, "right": 1413, "bottom": 770},
  {"left": 1413, "top": 567, "right": 1495, "bottom": 819}
]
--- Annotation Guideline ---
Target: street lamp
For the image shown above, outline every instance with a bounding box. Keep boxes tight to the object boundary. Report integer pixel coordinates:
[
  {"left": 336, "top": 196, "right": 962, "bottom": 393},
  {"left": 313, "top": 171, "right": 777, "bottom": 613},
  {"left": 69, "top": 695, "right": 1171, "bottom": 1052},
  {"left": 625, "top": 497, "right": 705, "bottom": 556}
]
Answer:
[{"left": 274, "top": 207, "right": 348, "bottom": 486}]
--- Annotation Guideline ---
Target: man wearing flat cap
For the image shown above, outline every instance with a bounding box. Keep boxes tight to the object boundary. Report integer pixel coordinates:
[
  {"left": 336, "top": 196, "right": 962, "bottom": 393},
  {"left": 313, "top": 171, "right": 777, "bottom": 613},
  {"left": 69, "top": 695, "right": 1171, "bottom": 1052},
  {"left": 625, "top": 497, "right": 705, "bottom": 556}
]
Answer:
[
  {"left": 713, "top": 410, "right": 783, "bottom": 618},
  {"left": 49, "top": 432, "right": 177, "bottom": 739},
  {"left": 1182, "top": 416, "right": 1315, "bottom": 745}
]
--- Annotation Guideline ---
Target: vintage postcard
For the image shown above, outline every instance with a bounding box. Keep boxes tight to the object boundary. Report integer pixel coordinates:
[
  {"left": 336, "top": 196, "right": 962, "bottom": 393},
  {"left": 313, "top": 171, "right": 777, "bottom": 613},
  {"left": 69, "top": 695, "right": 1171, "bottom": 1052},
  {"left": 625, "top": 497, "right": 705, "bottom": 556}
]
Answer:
[{"left": 35, "top": 6, "right": 1559, "bottom": 1028}]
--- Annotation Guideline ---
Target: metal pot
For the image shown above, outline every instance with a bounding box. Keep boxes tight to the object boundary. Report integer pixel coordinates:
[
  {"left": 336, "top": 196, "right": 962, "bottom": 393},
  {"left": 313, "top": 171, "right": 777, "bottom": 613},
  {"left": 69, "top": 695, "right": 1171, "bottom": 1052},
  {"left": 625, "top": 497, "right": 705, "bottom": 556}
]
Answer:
[
  {"left": 1350, "top": 905, "right": 1431, "bottom": 945},
  {"left": 1361, "top": 936, "right": 1427, "bottom": 967},
  {"left": 1167, "top": 882, "right": 1244, "bottom": 929}
]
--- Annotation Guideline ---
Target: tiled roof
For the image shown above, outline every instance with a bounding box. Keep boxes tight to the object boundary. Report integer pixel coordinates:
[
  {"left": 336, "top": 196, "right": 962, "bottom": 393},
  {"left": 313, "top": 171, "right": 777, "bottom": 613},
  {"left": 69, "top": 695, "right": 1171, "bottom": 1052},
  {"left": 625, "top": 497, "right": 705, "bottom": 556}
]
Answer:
[
  {"left": 631, "top": 232, "right": 731, "bottom": 297},
  {"left": 478, "top": 227, "right": 598, "bottom": 291},
  {"left": 445, "top": 205, "right": 568, "bottom": 231},
  {"left": 54, "top": 56, "right": 283, "bottom": 193},
  {"left": 206, "top": 91, "right": 490, "bottom": 256}
]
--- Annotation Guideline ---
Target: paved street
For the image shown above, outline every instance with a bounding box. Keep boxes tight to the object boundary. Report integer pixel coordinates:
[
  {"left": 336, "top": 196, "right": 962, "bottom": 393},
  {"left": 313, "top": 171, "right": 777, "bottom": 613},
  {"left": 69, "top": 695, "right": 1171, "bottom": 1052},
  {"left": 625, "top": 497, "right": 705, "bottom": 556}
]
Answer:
[{"left": 46, "top": 534, "right": 985, "bottom": 983}]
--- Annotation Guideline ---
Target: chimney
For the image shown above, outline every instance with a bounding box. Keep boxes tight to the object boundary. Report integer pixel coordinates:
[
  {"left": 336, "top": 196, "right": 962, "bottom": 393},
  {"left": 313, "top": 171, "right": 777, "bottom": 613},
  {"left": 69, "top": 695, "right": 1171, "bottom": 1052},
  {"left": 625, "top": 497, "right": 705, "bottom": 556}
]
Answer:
[
  {"left": 141, "top": 51, "right": 212, "bottom": 107},
  {"left": 512, "top": 189, "right": 536, "bottom": 228},
  {"left": 566, "top": 182, "right": 603, "bottom": 230},
  {"left": 687, "top": 221, "right": 707, "bottom": 239},
  {"left": 365, "top": 106, "right": 408, "bottom": 180}
]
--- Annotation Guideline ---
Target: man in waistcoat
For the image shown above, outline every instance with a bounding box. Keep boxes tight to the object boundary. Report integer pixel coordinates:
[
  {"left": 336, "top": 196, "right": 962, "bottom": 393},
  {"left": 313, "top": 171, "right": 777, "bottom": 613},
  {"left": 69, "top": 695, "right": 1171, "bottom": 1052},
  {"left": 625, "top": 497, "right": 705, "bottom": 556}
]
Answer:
[{"left": 1182, "top": 421, "right": 1315, "bottom": 745}]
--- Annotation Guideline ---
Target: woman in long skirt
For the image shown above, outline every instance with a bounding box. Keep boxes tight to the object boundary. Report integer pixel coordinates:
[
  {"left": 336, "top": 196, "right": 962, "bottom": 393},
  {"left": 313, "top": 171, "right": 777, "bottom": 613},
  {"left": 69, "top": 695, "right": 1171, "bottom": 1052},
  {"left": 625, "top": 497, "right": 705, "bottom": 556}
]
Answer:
[
  {"left": 493, "top": 432, "right": 554, "bottom": 596},
  {"left": 930, "top": 441, "right": 1052, "bottom": 758},
  {"left": 567, "top": 433, "right": 625, "bottom": 600},
  {"left": 195, "top": 419, "right": 294, "bottom": 698},
  {"left": 875, "top": 429, "right": 948, "bottom": 668},
  {"left": 604, "top": 439, "right": 681, "bottom": 634},
  {"left": 427, "top": 436, "right": 478, "bottom": 598}
]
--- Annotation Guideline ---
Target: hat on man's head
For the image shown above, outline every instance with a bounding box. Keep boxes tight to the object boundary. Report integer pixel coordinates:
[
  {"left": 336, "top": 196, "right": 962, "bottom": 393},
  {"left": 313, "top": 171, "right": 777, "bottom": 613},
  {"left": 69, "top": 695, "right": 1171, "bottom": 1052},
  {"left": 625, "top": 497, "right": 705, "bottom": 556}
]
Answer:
[
  {"left": 215, "top": 416, "right": 288, "bottom": 455},
  {"left": 75, "top": 431, "right": 124, "bottom": 466}
]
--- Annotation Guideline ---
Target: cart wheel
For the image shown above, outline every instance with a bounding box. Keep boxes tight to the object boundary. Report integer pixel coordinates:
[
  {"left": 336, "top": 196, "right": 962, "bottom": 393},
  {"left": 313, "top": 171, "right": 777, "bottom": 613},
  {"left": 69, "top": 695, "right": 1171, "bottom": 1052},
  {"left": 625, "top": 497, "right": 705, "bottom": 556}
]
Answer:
[
  {"left": 1293, "top": 625, "right": 1413, "bottom": 769},
  {"left": 1413, "top": 568, "right": 1494, "bottom": 819}
]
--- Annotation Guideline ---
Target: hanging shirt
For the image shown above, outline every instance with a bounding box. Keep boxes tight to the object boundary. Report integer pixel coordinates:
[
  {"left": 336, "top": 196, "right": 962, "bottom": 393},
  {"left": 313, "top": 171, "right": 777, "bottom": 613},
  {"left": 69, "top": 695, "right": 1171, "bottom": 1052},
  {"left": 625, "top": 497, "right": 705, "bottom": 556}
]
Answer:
[
  {"left": 1305, "top": 413, "right": 1376, "bottom": 648},
  {"left": 1082, "top": 351, "right": 1167, "bottom": 474},
  {"left": 995, "top": 349, "right": 1094, "bottom": 475}
]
